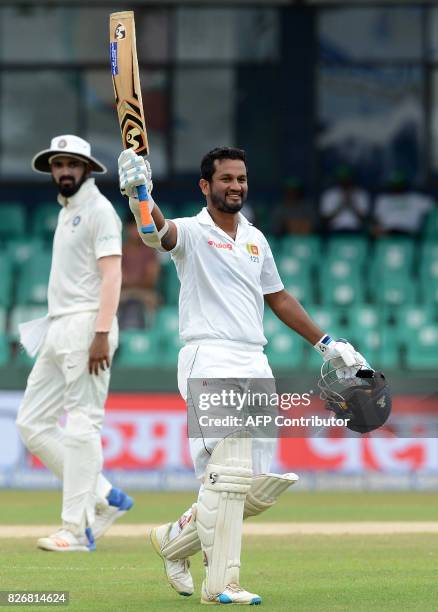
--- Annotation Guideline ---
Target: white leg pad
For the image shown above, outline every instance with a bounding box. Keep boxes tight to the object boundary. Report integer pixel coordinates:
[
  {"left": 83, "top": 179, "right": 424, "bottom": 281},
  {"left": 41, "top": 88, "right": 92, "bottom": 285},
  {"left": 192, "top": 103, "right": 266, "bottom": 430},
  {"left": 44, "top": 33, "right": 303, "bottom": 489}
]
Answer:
[
  {"left": 162, "top": 504, "right": 200, "bottom": 561},
  {"left": 196, "top": 435, "right": 252, "bottom": 597},
  {"left": 244, "top": 472, "right": 299, "bottom": 518},
  {"left": 162, "top": 472, "right": 300, "bottom": 562}
]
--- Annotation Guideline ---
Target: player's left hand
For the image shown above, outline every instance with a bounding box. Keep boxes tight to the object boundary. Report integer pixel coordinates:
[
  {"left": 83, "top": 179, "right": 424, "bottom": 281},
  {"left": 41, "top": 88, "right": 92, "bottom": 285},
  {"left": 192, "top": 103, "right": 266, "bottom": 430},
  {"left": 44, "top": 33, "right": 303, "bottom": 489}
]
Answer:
[
  {"left": 314, "top": 335, "right": 372, "bottom": 379},
  {"left": 88, "top": 333, "right": 110, "bottom": 375},
  {"left": 118, "top": 149, "right": 153, "bottom": 199}
]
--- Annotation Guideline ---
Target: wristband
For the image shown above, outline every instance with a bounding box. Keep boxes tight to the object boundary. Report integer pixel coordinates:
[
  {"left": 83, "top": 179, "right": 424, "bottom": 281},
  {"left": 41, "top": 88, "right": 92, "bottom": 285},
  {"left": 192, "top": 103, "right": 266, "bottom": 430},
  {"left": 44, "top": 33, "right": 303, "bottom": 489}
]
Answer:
[
  {"left": 157, "top": 220, "right": 169, "bottom": 240},
  {"left": 313, "top": 334, "right": 333, "bottom": 355}
]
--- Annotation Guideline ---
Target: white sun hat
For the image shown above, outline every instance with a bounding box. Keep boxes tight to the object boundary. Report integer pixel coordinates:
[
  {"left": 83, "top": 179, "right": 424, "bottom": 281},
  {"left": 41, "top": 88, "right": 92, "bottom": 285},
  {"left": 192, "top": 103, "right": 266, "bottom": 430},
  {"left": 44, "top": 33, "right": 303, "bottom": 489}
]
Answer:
[{"left": 32, "top": 134, "right": 107, "bottom": 174}]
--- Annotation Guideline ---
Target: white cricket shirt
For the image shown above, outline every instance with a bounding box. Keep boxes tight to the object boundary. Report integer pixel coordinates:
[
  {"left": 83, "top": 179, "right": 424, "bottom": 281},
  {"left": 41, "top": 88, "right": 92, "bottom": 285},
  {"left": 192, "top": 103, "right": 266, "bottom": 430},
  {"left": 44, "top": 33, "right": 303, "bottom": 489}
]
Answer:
[
  {"left": 170, "top": 207, "right": 283, "bottom": 346},
  {"left": 48, "top": 178, "right": 122, "bottom": 317}
]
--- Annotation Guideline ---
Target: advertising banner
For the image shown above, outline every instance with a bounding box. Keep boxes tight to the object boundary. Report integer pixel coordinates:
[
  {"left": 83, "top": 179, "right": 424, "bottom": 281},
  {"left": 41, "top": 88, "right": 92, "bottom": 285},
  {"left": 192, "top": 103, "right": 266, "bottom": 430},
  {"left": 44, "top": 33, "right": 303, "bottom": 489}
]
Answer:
[{"left": 1, "top": 391, "right": 438, "bottom": 489}]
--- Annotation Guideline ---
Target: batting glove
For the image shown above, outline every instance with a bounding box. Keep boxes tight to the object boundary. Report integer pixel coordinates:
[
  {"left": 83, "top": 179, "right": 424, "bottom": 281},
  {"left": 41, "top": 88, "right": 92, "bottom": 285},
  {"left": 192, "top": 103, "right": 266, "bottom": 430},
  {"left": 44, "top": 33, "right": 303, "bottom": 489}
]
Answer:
[
  {"left": 314, "top": 335, "right": 372, "bottom": 380},
  {"left": 118, "top": 149, "right": 153, "bottom": 199}
]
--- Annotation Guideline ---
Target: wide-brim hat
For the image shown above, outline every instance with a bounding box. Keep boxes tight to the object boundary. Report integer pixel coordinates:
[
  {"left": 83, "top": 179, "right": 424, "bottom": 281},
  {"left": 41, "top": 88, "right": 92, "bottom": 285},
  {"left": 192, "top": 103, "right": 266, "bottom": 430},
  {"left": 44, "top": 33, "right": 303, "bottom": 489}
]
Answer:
[{"left": 32, "top": 134, "right": 107, "bottom": 174}]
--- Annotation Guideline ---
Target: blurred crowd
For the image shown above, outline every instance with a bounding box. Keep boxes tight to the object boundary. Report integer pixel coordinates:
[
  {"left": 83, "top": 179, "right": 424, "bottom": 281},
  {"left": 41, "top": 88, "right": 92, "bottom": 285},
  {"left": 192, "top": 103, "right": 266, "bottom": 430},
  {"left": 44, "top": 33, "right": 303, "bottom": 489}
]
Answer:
[
  {"left": 119, "top": 165, "right": 436, "bottom": 332},
  {"left": 272, "top": 166, "right": 434, "bottom": 239}
]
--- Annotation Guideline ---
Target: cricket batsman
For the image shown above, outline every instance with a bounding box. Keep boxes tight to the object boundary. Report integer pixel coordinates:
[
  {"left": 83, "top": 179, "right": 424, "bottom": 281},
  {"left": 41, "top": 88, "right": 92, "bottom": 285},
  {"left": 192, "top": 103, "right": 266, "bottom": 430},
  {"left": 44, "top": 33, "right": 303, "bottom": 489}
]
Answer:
[{"left": 118, "top": 146, "right": 369, "bottom": 604}]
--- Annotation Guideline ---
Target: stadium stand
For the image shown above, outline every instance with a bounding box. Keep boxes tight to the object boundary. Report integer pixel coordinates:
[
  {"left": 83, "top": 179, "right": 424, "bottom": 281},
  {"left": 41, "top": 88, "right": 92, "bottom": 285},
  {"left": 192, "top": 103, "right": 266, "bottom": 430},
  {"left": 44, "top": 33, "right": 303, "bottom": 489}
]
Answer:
[
  {"left": 116, "top": 330, "right": 162, "bottom": 367},
  {"left": 1, "top": 208, "right": 438, "bottom": 371},
  {"left": 0, "top": 204, "right": 25, "bottom": 240},
  {"left": 32, "top": 203, "right": 60, "bottom": 241}
]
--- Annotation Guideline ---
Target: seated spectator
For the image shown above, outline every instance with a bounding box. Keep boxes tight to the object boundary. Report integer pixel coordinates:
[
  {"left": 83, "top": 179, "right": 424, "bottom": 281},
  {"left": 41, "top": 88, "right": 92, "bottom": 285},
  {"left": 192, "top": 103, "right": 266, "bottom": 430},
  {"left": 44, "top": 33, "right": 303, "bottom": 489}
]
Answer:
[
  {"left": 372, "top": 171, "right": 433, "bottom": 237},
  {"left": 319, "top": 166, "right": 370, "bottom": 233},
  {"left": 272, "top": 177, "right": 316, "bottom": 236},
  {"left": 118, "top": 218, "right": 161, "bottom": 329}
]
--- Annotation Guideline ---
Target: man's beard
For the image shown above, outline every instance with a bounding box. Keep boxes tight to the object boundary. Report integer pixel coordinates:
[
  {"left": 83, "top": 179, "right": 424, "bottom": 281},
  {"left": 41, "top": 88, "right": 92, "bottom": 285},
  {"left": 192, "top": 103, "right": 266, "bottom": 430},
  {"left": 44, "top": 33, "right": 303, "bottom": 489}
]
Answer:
[
  {"left": 210, "top": 190, "right": 247, "bottom": 214},
  {"left": 55, "top": 172, "right": 87, "bottom": 197}
]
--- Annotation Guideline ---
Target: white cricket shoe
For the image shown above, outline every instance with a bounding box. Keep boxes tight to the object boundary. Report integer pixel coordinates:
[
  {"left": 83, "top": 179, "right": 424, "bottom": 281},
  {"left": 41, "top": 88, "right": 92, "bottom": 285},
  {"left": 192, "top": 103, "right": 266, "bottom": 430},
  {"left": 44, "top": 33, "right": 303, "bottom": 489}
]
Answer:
[
  {"left": 201, "top": 581, "right": 262, "bottom": 605},
  {"left": 150, "top": 523, "right": 194, "bottom": 597},
  {"left": 93, "top": 487, "right": 134, "bottom": 539},
  {"left": 37, "top": 527, "right": 96, "bottom": 552}
]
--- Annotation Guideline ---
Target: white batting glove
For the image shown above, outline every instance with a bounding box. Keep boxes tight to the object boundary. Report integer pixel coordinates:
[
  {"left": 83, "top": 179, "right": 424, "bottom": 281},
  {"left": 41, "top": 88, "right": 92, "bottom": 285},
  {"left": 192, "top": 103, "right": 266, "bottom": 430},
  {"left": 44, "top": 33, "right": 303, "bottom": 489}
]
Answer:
[
  {"left": 314, "top": 335, "right": 372, "bottom": 380},
  {"left": 118, "top": 149, "right": 153, "bottom": 199}
]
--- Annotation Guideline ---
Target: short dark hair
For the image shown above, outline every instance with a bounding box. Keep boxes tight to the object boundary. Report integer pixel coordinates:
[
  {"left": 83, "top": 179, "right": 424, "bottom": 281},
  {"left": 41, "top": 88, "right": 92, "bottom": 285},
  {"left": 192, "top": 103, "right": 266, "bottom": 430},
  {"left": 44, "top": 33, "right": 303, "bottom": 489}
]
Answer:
[{"left": 200, "top": 147, "right": 247, "bottom": 182}]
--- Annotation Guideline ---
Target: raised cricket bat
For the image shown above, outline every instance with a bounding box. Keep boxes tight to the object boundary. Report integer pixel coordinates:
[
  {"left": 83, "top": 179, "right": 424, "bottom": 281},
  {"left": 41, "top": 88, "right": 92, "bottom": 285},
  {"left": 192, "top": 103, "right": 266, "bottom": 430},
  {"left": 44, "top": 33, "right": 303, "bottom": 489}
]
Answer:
[{"left": 109, "top": 10, "right": 154, "bottom": 234}]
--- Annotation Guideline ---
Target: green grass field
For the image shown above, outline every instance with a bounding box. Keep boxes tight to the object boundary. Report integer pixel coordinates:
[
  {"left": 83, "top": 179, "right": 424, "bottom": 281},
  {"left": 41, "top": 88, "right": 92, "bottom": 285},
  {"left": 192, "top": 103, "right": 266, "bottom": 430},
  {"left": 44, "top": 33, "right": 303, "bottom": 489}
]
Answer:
[
  {"left": 3, "top": 490, "right": 438, "bottom": 523},
  {"left": 1, "top": 491, "right": 438, "bottom": 610}
]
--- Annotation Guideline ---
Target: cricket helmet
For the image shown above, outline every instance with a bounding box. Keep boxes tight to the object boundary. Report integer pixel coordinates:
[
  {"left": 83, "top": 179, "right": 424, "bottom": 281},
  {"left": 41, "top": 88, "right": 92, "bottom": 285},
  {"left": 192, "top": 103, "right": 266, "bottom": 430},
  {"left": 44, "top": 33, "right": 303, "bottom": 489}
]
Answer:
[{"left": 318, "top": 361, "right": 391, "bottom": 434}]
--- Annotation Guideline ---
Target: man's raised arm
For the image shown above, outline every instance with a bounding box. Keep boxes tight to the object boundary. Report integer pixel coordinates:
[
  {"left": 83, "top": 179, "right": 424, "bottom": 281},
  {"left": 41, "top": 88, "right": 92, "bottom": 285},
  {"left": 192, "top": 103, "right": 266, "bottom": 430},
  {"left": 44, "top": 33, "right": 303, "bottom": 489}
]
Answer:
[{"left": 118, "top": 149, "right": 177, "bottom": 251}]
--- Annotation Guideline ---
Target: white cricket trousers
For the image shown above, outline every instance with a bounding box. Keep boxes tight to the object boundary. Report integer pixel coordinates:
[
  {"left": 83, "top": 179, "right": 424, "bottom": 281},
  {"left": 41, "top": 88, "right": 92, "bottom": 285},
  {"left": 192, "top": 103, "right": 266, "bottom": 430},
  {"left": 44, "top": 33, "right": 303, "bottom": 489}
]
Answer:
[
  {"left": 177, "top": 340, "right": 277, "bottom": 479},
  {"left": 16, "top": 311, "right": 118, "bottom": 528}
]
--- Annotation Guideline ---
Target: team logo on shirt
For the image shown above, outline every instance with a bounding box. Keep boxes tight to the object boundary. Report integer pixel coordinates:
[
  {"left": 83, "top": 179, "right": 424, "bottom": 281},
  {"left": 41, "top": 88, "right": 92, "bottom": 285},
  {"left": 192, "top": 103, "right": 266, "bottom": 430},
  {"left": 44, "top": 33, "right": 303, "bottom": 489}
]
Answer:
[
  {"left": 72, "top": 215, "right": 81, "bottom": 226},
  {"left": 246, "top": 243, "right": 260, "bottom": 263},
  {"left": 246, "top": 243, "right": 259, "bottom": 256}
]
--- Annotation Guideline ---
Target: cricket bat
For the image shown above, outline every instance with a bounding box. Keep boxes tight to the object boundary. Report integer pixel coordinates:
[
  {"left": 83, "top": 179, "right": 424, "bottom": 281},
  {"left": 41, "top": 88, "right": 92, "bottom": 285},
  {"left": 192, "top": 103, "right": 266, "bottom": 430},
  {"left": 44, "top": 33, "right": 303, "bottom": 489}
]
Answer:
[{"left": 109, "top": 10, "right": 154, "bottom": 234}]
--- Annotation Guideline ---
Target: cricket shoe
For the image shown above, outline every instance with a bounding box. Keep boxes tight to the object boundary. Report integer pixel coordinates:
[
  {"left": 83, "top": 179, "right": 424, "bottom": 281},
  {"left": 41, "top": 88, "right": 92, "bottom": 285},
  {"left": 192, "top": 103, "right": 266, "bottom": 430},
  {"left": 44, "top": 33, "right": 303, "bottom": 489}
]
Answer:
[
  {"left": 150, "top": 523, "right": 194, "bottom": 596},
  {"left": 93, "top": 487, "right": 134, "bottom": 539},
  {"left": 201, "top": 581, "right": 262, "bottom": 605},
  {"left": 37, "top": 527, "right": 96, "bottom": 552}
]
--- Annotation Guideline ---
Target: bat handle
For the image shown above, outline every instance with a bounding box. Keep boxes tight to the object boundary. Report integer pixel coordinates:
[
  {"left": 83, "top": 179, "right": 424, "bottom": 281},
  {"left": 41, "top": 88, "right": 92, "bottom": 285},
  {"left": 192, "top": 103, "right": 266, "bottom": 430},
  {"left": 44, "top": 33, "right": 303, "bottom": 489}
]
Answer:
[{"left": 137, "top": 184, "right": 155, "bottom": 234}]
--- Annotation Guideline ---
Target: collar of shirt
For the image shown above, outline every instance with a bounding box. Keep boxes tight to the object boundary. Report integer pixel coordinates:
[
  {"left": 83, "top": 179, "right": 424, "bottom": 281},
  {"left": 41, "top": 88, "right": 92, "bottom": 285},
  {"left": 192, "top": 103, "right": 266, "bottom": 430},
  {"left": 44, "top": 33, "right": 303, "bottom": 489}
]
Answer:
[
  {"left": 57, "top": 177, "right": 96, "bottom": 210},
  {"left": 196, "top": 206, "right": 252, "bottom": 241}
]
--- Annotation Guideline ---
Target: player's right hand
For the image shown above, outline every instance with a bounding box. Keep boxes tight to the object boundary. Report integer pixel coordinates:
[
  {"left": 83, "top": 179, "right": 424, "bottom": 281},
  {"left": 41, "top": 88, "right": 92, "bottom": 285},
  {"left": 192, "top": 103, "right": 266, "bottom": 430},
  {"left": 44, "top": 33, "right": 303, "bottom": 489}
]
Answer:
[{"left": 118, "top": 149, "right": 153, "bottom": 199}]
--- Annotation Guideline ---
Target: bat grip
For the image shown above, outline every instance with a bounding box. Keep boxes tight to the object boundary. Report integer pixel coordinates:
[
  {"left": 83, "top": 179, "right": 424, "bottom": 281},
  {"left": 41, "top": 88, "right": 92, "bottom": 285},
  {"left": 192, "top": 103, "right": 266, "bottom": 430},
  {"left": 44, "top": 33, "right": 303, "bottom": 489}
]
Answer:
[{"left": 137, "top": 184, "right": 155, "bottom": 234}]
